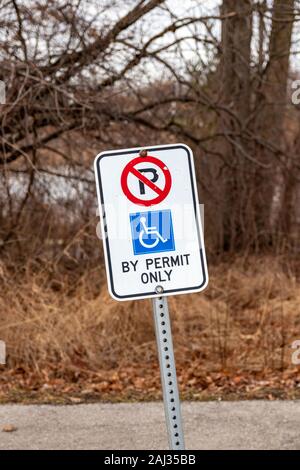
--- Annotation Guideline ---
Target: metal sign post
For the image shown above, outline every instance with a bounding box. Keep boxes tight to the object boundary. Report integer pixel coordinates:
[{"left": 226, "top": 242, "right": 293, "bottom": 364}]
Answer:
[{"left": 152, "top": 293, "right": 185, "bottom": 450}]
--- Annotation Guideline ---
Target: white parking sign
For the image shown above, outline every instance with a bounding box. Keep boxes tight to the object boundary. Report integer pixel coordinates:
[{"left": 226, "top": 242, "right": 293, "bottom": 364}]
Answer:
[{"left": 94, "top": 143, "right": 208, "bottom": 301}]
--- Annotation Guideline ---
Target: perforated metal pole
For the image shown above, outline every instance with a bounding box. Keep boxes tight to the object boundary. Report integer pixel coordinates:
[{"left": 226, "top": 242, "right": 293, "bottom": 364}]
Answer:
[{"left": 152, "top": 295, "right": 185, "bottom": 450}]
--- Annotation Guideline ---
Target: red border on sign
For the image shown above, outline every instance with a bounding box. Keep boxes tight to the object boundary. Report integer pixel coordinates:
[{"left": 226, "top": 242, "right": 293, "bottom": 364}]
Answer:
[{"left": 121, "top": 155, "right": 172, "bottom": 206}]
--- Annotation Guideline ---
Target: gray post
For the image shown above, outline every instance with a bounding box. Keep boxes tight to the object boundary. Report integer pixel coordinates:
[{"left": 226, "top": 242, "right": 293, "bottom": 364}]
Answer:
[{"left": 152, "top": 295, "right": 185, "bottom": 450}]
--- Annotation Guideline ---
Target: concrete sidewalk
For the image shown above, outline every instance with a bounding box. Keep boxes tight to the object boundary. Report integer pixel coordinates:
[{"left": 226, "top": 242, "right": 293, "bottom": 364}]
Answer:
[{"left": 0, "top": 401, "right": 299, "bottom": 450}]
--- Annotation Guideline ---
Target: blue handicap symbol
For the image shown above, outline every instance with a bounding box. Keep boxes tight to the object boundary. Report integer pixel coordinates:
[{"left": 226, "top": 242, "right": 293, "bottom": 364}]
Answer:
[{"left": 129, "top": 210, "right": 175, "bottom": 255}]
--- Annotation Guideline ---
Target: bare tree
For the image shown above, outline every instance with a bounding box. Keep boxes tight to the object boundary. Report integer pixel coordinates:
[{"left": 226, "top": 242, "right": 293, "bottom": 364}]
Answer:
[{"left": 0, "top": 0, "right": 299, "bottom": 261}]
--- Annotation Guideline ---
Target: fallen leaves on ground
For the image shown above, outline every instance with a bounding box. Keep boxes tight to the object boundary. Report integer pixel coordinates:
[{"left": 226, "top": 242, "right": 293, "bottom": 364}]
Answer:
[{"left": 0, "top": 361, "right": 299, "bottom": 404}]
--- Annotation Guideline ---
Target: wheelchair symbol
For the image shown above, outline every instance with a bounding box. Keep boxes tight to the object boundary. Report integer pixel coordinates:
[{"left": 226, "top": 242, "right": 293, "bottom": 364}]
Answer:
[
  {"left": 130, "top": 210, "right": 175, "bottom": 255},
  {"left": 139, "top": 216, "right": 168, "bottom": 248}
]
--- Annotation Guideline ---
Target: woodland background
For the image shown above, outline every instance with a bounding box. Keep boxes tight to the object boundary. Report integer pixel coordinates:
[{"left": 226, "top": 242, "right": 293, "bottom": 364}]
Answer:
[{"left": 0, "top": 0, "right": 300, "bottom": 402}]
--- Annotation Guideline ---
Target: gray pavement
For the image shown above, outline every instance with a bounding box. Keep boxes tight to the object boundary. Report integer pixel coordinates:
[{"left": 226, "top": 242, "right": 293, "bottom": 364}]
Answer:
[{"left": 0, "top": 401, "right": 299, "bottom": 450}]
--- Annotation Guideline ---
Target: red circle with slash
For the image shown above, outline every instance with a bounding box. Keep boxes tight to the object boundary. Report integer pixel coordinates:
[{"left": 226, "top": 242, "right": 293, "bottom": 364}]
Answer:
[{"left": 121, "top": 155, "right": 172, "bottom": 206}]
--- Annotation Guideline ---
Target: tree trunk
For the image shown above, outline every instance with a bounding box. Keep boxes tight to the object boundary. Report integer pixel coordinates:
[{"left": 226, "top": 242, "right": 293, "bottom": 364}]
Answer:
[
  {"left": 220, "top": 0, "right": 253, "bottom": 251},
  {"left": 256, "top": 0, "right": 295, "bottom": 242}
]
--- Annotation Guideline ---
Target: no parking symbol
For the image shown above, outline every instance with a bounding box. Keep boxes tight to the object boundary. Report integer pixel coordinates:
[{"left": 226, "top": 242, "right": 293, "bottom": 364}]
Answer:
[{"left": 121, "top": 155, "right": 172, "bottom": 206}]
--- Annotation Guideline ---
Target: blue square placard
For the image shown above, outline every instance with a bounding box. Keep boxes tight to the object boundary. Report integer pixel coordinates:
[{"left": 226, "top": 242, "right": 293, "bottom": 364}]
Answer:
[{"left": 129, "top": 210, "right": 175, "bottom": 255}]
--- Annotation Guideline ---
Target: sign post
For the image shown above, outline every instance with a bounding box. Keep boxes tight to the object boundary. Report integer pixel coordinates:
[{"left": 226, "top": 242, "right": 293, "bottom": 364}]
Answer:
[
  {"left": 152, "top": 295, "right": 185, "bottom": 450},
  {"left": 94, "top": 144, "right": 208, "bottom": 449}
]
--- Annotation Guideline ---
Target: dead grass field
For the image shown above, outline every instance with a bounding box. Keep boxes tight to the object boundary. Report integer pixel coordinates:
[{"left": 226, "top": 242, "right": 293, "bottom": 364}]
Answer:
[{"left": 0, "top": 255, "right": 300, "bottom": 402}]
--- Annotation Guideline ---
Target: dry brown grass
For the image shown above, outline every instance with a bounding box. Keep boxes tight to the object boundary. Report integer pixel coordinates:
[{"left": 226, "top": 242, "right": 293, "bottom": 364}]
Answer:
[{"left": 0, "top": 254, "right": 299, "bottom": 381}]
